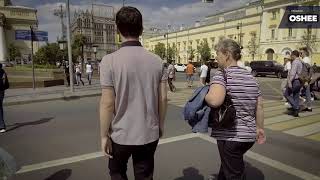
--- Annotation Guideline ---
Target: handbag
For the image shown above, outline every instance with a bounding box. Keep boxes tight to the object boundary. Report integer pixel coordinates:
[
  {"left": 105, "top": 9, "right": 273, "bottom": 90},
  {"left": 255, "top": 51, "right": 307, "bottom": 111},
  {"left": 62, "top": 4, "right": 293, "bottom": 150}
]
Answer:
[{"left": 208, "top": 69, "right": 236, "bottom": 128}]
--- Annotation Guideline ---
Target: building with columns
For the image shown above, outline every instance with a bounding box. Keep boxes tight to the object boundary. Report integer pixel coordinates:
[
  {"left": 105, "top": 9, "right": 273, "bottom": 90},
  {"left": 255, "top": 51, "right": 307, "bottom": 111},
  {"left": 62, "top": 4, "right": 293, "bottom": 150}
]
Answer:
[
  {"left": 0, "top": 0, "right": 38, "bottom": 63},
  {"left": 144, "top": 0, "right": 320, "bottom": 65}
]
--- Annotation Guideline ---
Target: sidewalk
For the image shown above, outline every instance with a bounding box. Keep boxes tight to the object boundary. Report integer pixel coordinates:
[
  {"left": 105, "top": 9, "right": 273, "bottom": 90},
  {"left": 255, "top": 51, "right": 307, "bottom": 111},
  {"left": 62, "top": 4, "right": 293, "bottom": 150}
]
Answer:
[
  {"left": 4, "top": 79, "right": 102, "bottom": 106},
  {"left": 4, "top": 79, "right": 196, "bottom": 106}
]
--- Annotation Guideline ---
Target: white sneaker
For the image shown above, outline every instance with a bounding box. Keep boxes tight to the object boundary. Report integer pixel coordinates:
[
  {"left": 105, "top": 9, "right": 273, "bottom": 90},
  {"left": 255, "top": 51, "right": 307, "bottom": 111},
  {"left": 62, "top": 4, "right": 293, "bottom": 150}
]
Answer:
[
  {"left": 284, "top": 102, "right": 291, "bottom": 107},
  {"left": 0, "top": 129, "right": 6, "bottom": 133}
]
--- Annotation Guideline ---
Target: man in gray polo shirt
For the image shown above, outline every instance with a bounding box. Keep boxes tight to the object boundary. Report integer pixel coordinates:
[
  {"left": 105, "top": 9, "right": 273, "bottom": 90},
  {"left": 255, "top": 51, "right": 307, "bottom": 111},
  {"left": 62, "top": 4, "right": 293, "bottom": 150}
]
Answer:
[{"left": 99, "top": 6, "right": 168, "bottom": 180}]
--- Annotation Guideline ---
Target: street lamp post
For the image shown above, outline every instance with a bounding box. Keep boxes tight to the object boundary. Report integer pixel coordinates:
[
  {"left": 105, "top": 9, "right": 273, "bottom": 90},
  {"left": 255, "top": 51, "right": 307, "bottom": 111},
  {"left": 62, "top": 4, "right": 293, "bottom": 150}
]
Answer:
[
  {"left": 30, "top": 26, "right": 36, "bottom": 90},
  {"left": 58, "top": 40, "right": 67, "bottom": 60},
  {"left": 66, "top": 0, "right": 74, "bottom": 93},
  {"left": 93, "top": 45, "right": 98, "bottom": 61}
]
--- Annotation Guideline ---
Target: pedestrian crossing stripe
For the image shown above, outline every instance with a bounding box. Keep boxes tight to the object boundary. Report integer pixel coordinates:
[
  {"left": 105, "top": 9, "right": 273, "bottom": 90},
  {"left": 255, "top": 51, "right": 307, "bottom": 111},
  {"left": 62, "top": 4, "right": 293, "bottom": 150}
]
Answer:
[
  {"left": 266, "top": 114, "right": 320, "bottom": 131},
  {"left": 167, "top": 92, "right": 320, "bottom": 142},
  {"left": 306, "top": 133, "right": 320, "bottom": 141}
]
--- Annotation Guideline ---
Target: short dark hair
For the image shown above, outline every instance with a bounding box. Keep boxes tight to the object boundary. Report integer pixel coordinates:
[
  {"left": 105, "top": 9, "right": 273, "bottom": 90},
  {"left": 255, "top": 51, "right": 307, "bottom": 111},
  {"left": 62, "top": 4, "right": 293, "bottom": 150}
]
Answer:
[
  {"left": 0, "top": 63, "right": 2, "bottom": 68},
  {"left": 299, "top": 47, "right": 310, "bottom": 56},
  {"left": 291, "top": 50, "right": 300, "bottom": 57},
  {"left": 116, "top": 6, "right": 143, "bottom": 38}
]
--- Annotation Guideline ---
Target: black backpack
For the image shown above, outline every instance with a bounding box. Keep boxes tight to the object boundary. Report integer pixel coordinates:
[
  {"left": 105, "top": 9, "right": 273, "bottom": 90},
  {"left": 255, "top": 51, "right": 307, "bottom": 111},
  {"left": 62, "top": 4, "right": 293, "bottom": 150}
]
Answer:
[{"left": 0, "top": 69, "right": 9, "bottom": 91}]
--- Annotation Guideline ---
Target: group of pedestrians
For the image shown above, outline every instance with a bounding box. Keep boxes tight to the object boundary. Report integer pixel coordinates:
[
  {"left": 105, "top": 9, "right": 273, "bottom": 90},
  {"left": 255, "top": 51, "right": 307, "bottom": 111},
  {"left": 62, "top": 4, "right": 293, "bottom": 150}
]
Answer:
[
  {"left": 99, "top": 6, "right": 265, "bottom": 180},
  {"left": 283, "top": 47, "right": 314, "bottom": 117},
  {"left": 63, "top": 62, "right": 94, "bottom": 86}
]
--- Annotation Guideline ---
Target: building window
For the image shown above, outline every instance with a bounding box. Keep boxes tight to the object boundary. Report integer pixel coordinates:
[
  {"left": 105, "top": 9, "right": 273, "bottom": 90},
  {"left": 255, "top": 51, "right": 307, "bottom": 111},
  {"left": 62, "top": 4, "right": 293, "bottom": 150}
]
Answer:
[
  {"left": 272, "top": 11, "right": 276, "bottom": 19},
  {"left": 271, "top": 29, "right": 275, "bottom": 39},
  {"left": 288, "top": 28, "right": 292, "bottom": 37}
]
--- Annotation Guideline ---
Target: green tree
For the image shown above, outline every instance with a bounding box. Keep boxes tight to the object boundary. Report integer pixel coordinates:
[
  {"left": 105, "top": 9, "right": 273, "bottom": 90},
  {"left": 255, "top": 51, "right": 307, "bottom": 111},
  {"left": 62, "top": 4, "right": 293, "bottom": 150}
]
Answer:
[
  {"left": 167, "top": 45, "right": 176, "bottom": 61},
  {"left": 300, "top": 29, "right": 318, "bottom": 53},
  {"left": 197, "top": 40, "right": 211, "bottom": 62},
  {"left": 154, "top": 42, "right": 166, "bottom": 60},
  {"left": 8, "top": 43, "right": 21, "bottom": 62},
  {"left": 34, "top": 43, "right": 67, "bottom": 65},
  {"left": 248, "top": 31, "right": 259, "bottom": 61},
  {"left": 188, "top": 47, "right": 195, "bottom": 61},
  {"left": 72, "top": 34, "right": 87, "bottom": 70}
]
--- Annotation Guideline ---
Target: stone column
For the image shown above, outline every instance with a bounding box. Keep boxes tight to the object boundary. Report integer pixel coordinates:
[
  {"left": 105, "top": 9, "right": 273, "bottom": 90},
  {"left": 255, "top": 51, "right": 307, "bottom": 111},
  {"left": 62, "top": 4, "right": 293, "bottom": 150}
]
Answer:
[{"left": 0, "top": 13, "right": 7, "bottom": 63}]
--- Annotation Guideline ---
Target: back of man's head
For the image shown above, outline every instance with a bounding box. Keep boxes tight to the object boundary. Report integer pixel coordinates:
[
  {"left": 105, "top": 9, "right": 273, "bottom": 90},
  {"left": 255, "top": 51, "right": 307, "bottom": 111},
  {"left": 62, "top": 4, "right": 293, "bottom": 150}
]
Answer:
[
  {"left": 116, "top": 6, "right": 143, "bottom": 38},
  {"left": 0, "top": 63, "right": 2, "bottom": 69},
  {"left": 291, "top": 50, "right": 300, "bottom": 59}
]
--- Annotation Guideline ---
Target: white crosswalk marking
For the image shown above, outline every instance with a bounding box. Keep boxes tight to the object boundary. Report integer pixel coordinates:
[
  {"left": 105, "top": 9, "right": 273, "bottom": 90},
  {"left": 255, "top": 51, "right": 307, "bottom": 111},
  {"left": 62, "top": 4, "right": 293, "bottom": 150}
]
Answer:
[
  {"left": 168, "top": 88, "right": 320, "bottom": 142},
  {"left": 284, "top": 122, "right": 320, "bottom": 137}
]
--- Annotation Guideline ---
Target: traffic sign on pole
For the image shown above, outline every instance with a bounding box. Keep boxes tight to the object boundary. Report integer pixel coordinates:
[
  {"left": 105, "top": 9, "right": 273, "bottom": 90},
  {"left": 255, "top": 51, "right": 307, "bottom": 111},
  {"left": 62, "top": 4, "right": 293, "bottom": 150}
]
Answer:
[{"left": 15, "top": 30, "right": 48, "bottom": 41}]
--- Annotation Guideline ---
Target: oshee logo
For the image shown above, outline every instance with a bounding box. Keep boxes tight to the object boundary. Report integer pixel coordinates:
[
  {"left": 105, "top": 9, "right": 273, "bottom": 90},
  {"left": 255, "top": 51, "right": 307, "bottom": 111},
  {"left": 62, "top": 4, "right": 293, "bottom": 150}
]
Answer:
[
  {"left": 288, "top": 14, "right": 318, "bottom": 22},
  {"left": 279, "top": 6, "right": 320, "bottom": 29}
]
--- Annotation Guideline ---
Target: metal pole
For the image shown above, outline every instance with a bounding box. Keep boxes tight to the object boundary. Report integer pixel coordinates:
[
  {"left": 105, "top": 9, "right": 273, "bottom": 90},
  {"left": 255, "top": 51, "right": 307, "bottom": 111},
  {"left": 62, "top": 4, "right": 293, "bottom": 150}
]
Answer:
[
  {"left": 66, "top": 0, "right": 74, "bottom": 92},
  {"left": 30, "top": 26, "right": 35, "bottom": 90},
  {"left": 166, "top": 33, "right": 168, "bottom": 61},
  {"left": 175, "top": 31, "right": 177, "bottom": 63}
]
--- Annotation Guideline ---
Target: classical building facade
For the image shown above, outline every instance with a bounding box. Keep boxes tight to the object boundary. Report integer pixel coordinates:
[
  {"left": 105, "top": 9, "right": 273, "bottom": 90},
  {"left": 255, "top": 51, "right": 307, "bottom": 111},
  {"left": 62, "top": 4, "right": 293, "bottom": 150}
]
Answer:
[
  {"left": 71, "top": 5, "right": 117, "bottom": 62},
  {"left": 144, "top": 0, "right": 320, "bottom": 65},
  {"left": 0, "top": 0, "right": 38, "bottom": 63}
]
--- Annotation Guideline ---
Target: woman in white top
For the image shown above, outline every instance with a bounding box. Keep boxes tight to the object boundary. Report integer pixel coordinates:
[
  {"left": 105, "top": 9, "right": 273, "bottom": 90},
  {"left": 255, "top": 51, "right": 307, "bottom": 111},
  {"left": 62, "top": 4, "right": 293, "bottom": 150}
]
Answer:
[
  {"left": 199, "top": 62, "right": 208, "bottom": 86},
  {"left": 75, "top": 63, "right": 84, "bottom": 86},
  {"left": 86, "top": 63, "right": 93, "bottom": 85}
]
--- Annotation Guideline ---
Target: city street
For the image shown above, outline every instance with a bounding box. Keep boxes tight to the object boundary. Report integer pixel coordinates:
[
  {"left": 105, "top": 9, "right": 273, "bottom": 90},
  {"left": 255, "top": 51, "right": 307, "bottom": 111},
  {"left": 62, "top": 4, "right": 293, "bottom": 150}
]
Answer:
[{"left": 1, "top": 73, "right": 320, "bottom": 180}]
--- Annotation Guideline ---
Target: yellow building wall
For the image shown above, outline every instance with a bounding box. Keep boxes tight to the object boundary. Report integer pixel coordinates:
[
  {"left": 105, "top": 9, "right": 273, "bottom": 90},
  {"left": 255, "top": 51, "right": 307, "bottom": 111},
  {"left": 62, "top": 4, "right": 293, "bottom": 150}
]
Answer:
[{"left": 145, "top": 0, "right": 320, "bottom": 65}]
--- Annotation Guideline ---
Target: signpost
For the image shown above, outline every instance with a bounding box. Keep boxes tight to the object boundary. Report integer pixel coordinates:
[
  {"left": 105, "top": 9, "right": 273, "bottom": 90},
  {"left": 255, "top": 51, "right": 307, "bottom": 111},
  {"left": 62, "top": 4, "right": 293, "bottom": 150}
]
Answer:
[
  {"left": 15, "top": 30, "right": 48, "bottom": 42},
  {"left": 15, "top": 29, "right": 48, "bottom": 89}
]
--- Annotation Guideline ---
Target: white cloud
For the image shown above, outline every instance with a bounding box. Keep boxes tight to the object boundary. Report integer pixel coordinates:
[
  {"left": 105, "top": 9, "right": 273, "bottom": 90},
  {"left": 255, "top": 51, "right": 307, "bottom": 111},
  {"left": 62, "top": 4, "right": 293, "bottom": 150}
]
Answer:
[{"left": 36, "top": 0, "right": 250, "bottom": 42}]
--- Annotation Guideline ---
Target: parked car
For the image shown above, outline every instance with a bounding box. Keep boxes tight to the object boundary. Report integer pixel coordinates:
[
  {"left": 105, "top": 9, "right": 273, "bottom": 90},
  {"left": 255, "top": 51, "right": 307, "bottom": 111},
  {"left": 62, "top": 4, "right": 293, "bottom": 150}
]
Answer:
[
  {"left": 174, "top": 63, "right": 186, "bottom": 72},
  {"left": 250, "top": 60, "right": 287, "bottom": 78}
]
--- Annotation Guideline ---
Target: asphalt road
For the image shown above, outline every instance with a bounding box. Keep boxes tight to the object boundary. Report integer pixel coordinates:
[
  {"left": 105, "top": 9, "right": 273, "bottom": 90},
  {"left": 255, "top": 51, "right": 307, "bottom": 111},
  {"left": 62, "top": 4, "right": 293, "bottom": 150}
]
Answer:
[{"left": 0, "top": 73, "right": 320, "bottom": 180}]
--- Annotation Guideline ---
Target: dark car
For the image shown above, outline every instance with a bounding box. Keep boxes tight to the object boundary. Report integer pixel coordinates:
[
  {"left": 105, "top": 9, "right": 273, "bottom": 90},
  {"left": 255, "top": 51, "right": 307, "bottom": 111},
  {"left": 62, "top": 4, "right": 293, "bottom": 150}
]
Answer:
[{"left": 250, "top": 60, "right": 287, "bottom": 78}]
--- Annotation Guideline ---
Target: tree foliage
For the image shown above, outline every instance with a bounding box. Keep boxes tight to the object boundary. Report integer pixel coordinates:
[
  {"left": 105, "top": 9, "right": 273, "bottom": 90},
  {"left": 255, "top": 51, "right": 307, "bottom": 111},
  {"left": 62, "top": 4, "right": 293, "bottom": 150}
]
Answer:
[
  {"left": 8, "top": 43, "right": 21, "bottom": 61},
  {"left": 154, "top": 42, "right": 166, "bottom": 60},
  {"left": 188, "top": 47, "right": 195, "bottom": 61},
  {"left": 248, "top": 32, "right": 259, "bottom": 60},
  {"left": 167, "top": 44, "right": 176, "bottom": 61},
  {"left": 197, "top": 40, "right": 211, "bottom": 62},
  {"left": 34, "top": 43, "right": 67, "bottom": 65},
  {"left": 300, "top": 30, "right": 318, "bottom": 53},
  {"left": 72, "top": 34, "right": 86, "bottom": 61}
]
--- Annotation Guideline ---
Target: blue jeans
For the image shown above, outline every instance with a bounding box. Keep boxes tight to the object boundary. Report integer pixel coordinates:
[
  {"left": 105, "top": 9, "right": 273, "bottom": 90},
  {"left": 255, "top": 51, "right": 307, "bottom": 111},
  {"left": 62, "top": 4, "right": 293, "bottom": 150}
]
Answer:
[
  {"left": 186, "top": 74, "right": 194, "bottom": 86},
  {"left": 284, "top": 80, "right": 302, "bottom": 111},
  {"left": 304, "top": 84, "right": 312, "bottom": 108},
  {"left": 87, "top": 72, "right": 92, "bottom": 85},
  {"left": 0, "top": 91, "right": 5, "bottom": 129}
]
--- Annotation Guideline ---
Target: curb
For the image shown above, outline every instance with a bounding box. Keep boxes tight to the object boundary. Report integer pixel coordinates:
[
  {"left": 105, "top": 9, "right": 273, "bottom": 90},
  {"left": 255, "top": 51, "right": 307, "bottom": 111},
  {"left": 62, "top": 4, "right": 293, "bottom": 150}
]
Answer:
[{"left": 4, "top": 92, "right": 102, "bottom": 106}]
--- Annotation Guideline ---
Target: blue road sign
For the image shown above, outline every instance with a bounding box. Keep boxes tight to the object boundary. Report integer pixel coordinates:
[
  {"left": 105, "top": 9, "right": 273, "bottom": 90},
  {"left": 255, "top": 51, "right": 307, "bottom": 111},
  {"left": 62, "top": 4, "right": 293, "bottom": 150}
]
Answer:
[{"left": 15, "top": 30, "right": 48, "bottom": 41}]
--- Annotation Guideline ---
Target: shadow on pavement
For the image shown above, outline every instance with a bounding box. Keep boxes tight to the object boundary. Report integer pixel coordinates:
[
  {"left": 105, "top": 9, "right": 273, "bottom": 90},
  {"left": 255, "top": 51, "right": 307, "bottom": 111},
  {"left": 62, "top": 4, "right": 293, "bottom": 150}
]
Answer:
[
  {"left": 174, "top": 167, "right": 204, "bottom": 180},
  {"left": 6, "top": 117, "right": 54, "bottom": 132},
  {"left": 245, "top": 162, "right": 265, "bottom": 180},
  {"left": 208, "top": 162, "right": 264, "bottom": 180},
  {"left": 44, "top": 169, "right": 72, "bottom": 180}
]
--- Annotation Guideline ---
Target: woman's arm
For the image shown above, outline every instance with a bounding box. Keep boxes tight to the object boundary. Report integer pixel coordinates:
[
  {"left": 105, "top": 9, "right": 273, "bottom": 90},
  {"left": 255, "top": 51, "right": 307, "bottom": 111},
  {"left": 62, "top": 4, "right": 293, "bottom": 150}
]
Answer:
[{"left": 205, "top": 84, "right": 226, "bottom": 108}]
